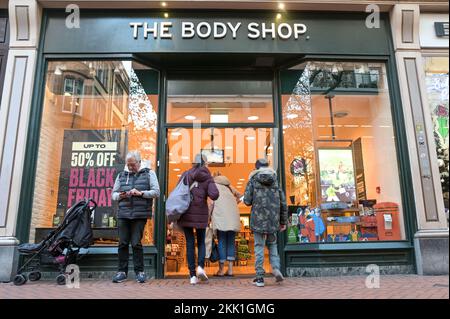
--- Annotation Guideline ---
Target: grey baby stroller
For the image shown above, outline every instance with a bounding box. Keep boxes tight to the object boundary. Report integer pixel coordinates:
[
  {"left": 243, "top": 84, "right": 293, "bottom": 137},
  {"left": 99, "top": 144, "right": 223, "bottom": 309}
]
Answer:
[{"left": 14, "top": 198, "right": 96, "bottom": 286}]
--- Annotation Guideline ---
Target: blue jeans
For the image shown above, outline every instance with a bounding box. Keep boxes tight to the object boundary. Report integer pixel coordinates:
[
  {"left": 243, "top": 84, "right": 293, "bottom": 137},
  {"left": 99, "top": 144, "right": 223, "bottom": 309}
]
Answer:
[
  {"left": 183, "top": 227, "right": 206, "bottom": 277},
  {"left": 253, "top": 232, "right": 280, "bottom": 279},
  {"left": 217, "top": 230, "right": 236, "bottom": 263}
]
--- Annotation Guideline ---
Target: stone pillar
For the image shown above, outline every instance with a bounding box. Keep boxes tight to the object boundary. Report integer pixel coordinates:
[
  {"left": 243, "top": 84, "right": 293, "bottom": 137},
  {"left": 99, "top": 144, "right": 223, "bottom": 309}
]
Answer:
[
  {"left": 0, "top": 0, "right": 41, "bottom": 282},
  {"left": 390, "top": 4, "right": 449, "bottom": 275}
]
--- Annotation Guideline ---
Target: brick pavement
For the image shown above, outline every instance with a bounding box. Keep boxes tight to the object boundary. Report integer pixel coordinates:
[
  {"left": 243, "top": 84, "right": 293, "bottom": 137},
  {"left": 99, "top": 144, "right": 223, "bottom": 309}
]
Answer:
[{"left": 0, "top": 275, "right": 448, "bottom": 299}]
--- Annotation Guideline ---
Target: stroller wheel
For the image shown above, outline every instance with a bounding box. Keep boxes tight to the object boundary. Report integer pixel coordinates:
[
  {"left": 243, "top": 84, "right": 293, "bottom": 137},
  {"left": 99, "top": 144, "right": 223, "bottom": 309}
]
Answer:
[
  {"left": 13, "top": 274, "right": 27, "bottom": 286},
  {"left": 56, "top": 274, "right": 66, "bottom": 285},
  {"left": 28, "top": 271, "right": 41, "bottom": 281}
]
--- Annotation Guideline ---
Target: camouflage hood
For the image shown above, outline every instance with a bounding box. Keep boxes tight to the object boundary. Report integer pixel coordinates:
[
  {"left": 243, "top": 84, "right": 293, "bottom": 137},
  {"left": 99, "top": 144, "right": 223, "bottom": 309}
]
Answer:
[
  {"left": 244, "top": 167, "right": 288, "bottom": 233},
  {"left": 248, "top": 167, "right": 277, "bottom": 186}
]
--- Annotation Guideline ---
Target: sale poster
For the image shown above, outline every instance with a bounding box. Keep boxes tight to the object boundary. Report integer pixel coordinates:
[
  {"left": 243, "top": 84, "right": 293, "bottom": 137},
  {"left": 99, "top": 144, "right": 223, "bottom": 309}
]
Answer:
[{"left": 56, "top": 130, "right": 127, "bottom": 227}]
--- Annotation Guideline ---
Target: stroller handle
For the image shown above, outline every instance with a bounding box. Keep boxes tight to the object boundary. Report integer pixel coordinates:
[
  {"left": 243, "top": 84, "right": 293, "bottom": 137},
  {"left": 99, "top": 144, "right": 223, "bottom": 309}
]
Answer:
[{"left": 85, "top": 198, "right": 97, "bottom": 211}]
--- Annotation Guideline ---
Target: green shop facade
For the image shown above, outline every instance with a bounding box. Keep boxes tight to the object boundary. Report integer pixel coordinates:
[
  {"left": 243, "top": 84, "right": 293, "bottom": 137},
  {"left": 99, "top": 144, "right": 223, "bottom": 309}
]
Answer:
[{"left": 17, "top": 9, "right": 418, "bottom": 279}]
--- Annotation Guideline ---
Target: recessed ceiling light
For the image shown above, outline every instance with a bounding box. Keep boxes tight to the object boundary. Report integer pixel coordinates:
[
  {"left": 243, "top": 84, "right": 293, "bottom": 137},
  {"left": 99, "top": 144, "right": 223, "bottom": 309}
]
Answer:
[
  {"left": 173, "top": 168, "right": 181, "bottom": 172},
  {"left": 184, "top": 115, "right": 196, "bottom": 120},
  {"left": 278, "top": 3, "right": 285, "bottom": 10},
  {"left": 239, "top": 178, "right": 245, "bottom": 181},
  {"left": 246, "top": 136, "right": 256, "bottom": 141},
  {"left": 171, "top": 131, "right": 182, "bottom": 137},
  {"left": 161, "top": 2, "right": 167, "bottom": 7},
  {"left": 210, "top": 114, "right": 229, "bottom": 123},
  {"left": 225, "top": 146, "right": 233, "bottom": 150},
  {"left": 286, "top": 113, "right": 298, "bottom": 119},
  {"left": 248, "top": 116, "right": 259, "bottom": 121}
]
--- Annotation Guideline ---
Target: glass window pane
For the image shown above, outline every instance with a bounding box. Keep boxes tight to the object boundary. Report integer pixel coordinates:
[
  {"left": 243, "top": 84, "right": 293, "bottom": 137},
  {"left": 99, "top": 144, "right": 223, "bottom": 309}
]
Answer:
[
  {"left": 424, "top": 56, "right": 449, "bottom": 220},
  {"left": 167, "top": 79, "right": 274, "bottom": 124},
  {"left": 281, "top": 61, "right": 405, "bottom": 243},
  {"left": 30, "top": 60, "right": 159, "bottom": 246}
]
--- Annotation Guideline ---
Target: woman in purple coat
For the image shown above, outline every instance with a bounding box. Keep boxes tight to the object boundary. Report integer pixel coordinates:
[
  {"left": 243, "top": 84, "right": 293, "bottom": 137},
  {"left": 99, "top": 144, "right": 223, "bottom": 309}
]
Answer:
[{"left": 177, "top": 154, "right": 219, "bottom": 285}]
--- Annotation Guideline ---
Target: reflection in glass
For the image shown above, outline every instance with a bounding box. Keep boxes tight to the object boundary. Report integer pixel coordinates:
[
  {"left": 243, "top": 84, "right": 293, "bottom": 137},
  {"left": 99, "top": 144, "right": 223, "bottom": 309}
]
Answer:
[
  {"left": 424, "top": 56, "right": 449, "bottom": 216},
  {"left": 282, "top": 61, "right": 405, "bottom": 243},
  {"left": 30, "top": 61, "right": 159, "bottom": 246},
  {"left": 167, "top": 80, "right": 274, "bottom": 124}
]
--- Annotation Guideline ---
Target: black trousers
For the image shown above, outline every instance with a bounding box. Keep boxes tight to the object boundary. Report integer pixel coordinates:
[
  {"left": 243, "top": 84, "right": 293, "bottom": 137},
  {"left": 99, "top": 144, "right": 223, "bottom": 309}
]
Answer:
[
  {"left": 118, "top": 218, "right": 147, "bottom": 274},
  {"left": 183, "top": 227, "right": 206, "bottom": 277}
]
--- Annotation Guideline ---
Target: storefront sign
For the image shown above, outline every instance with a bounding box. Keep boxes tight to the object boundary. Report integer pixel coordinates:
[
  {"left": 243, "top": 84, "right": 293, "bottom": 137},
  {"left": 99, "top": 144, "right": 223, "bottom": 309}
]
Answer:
[
  {"left": 435, "top": 22, "right": 449, "bottom": 37},
  {"left": 43, "top": 11, "right": 391, "bottom": 55},
  {"left": 420, "top": 14, "right": 449, "bottom": 48},
  {"left": 129, "top": 21, "right": 307, "bottom": 40}
]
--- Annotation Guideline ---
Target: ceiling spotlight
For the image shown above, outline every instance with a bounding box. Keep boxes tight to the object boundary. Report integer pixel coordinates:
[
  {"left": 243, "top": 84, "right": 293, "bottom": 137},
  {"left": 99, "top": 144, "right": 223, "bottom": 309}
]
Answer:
[
  {"left": 184, "top": 115, "right": 196, "bottom": 120},
  {"left": 161, "top": 2, "right": 167, "bottom": 7},
  {"left": 278, "top": 3, "right": 285, "bottom": 10},
  {"left": 248, "top": 116, "right": 259, "bottom": 121},
  {"left": 276, "top": 13, "right": 282, "bottom": 20},
  {"left": 164, "top": 12, "right": 169, "bottom": 18}
]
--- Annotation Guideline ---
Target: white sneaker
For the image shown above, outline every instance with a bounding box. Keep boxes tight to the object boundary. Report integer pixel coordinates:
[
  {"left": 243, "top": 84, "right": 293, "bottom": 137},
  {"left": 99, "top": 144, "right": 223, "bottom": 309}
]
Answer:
[
  {"left": 190, "top": 276, "right": 198, "bottom": 285},
  {"left": 196, "top": 266, "right": 208, "bottom": 281}
]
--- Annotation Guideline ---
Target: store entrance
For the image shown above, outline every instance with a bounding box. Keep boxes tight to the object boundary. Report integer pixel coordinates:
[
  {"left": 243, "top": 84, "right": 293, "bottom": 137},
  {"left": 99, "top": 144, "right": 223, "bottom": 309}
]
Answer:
[
  {"left": 164, "top": 127, "right": 275, "bottom": 277},
  {"left": 162, "top": 74, "right": 277, "bottom": 278}
]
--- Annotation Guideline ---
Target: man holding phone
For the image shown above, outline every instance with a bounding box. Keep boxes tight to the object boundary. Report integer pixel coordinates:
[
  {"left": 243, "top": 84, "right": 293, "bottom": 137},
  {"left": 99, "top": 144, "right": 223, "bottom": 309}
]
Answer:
[{"left": 111, "top": 151, "right": 160, "bottom": 283}]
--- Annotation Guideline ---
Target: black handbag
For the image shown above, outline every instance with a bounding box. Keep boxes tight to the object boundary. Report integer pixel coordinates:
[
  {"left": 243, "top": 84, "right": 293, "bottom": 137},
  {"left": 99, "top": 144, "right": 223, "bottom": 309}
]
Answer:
[{"left": 209, "top": 239, "right": 220, "bottom": 263}]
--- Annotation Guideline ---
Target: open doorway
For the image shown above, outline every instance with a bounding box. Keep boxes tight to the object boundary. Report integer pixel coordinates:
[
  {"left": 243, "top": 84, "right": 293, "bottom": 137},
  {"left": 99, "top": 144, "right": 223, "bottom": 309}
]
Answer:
[{"left": 164, "top": 127, "right": 276, "bottom": 277}]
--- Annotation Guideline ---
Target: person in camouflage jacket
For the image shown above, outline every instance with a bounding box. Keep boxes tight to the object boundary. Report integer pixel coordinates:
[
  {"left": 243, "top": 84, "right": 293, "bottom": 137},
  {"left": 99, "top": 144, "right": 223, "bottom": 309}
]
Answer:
[
  {"left": 244, "top": 159, "right": 288, "bottom": 233},
  {"left": 243, "top": 158, "right": 288, "bottom": 287}
]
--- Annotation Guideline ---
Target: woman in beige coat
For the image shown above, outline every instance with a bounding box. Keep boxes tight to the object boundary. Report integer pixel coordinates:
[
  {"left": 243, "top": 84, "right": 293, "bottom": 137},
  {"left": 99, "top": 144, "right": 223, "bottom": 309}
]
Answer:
[{"left": 211, "top": 175, "right": 242, "bottom": 276}]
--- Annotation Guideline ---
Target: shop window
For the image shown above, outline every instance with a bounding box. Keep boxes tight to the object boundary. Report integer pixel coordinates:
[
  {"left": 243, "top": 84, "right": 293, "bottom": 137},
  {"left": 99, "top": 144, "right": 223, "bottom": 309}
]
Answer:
[
  {"left": 166, "top": 79, "right": 274, "bottom": 124},
  {"left": 424, "top": 56, "right": 449, "bottom": 222},
  {"left": 281, "top": 61, "right": 406, "bottom": 244},
  {"left": 29, "top": 60, "right": 159, "bottom": 246}
]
